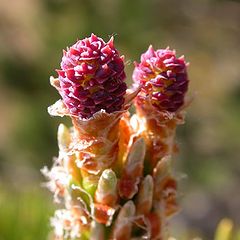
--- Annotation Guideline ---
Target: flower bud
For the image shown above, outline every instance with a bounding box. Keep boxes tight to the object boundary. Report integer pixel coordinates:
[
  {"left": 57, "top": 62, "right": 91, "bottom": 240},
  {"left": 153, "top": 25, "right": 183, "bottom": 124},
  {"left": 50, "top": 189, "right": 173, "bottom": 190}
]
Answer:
[
  {"left": 118, "top": 137, "right": 146, "bottom": 199},
  {"left": 112, "top": 201, "right": 136, "bottom": 240},
  {"left": 95, "top": 169, "right": 118, "bottom": 206},
  {"left": 57, "top": 123, "right": 71, "bottom": 152},
  {"left": 136, "top": 175, "right": 153, "bottom": 215},
  {"left": 133, "top": 46, "right": 189, "bottom": 112},
  {"left": 57, "top": 34, "right": 127, "bottom": 119}
]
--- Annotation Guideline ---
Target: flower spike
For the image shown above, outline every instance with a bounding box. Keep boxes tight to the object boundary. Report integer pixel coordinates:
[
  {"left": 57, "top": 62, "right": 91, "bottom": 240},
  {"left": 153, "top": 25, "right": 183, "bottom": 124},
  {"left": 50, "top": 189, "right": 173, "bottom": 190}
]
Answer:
[
  {"left": 133, "top": 46, "right": 189, "bottom": 112},
  {"left": 57, "top": 34, "right": 127, "bottom": 119}
]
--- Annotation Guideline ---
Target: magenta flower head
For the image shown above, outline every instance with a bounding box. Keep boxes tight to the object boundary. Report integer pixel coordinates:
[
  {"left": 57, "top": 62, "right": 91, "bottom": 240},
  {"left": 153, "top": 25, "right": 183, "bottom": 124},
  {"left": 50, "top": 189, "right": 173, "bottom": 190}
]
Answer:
[
  {"left": 133, "top": 46, "right": 189, "bottom": 112},
  {"left": 57, "top": 34, "right": 127, "bottom": 119}
]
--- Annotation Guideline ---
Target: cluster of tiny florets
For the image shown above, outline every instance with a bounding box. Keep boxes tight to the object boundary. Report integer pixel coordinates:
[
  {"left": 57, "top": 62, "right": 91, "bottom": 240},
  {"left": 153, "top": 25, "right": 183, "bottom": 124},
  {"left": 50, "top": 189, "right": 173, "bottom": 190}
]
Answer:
[
  {"left": 57, "top": 34, "right": 127, "bottom": 119},
  {"left": 133, "top": 45, "right": 189, "bottom": 112}
]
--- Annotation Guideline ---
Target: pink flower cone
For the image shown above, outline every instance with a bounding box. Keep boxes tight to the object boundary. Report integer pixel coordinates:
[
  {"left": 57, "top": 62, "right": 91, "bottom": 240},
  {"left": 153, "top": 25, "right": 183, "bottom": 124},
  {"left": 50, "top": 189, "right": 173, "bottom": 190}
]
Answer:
[{"left": 57, "top": 33, "right": 127, "bottom": 119}]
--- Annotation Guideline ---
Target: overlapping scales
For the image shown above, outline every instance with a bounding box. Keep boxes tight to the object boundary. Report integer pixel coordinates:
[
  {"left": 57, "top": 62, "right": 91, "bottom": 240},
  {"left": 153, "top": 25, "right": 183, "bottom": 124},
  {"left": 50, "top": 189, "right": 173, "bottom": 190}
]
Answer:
[{"left": 57, "top": 34, "right": 127, "bottom": 119}]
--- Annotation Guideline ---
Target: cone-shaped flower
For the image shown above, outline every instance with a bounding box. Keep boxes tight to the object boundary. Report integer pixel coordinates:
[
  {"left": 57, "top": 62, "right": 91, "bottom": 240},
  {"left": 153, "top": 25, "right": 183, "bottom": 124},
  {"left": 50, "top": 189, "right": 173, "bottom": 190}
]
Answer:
[
  {"left": 133, "top": 46, "right": 189, "bottom": 112},
  {"left": 56, "top": 34, "right": 127, "bottom": 119}
]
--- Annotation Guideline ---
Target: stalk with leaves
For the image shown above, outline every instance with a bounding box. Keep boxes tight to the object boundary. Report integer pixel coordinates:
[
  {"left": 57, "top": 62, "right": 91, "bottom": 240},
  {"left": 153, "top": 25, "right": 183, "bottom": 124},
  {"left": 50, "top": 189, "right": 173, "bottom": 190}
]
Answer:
[{"left": 42, "top": 34, "right": 190, "bottom": 240}]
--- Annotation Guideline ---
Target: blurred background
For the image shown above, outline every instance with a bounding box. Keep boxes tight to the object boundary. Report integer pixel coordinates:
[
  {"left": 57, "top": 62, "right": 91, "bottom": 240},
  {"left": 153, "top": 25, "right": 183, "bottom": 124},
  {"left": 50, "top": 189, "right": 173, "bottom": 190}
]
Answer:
[{"left": 0, "top": 0, "right": 240, "bottom": 239}]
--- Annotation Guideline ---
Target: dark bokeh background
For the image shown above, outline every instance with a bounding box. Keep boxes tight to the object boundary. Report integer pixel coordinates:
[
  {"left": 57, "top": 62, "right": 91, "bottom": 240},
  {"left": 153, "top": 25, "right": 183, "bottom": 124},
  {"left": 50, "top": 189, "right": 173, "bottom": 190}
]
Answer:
[{"left": 0, "top": 0, "right": 240, "bottom": 239}]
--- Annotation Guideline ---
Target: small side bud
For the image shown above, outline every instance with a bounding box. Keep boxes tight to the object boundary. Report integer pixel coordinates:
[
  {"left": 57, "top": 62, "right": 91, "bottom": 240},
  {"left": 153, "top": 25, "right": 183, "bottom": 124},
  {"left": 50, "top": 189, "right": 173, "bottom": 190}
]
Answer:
[
  {"left": 153, "top": 156, "right": 178, "bottom": 217},
  {"left": 95, "top": 169, "right": 118, "bottom": 206},
  {"left": 136, "top": 175, "right": 153, "bottom": 215},
  {"left": 119, "top": 137, "right": 146, "bottom": 199},
  {"left": 57, "top": 123, "right": 71, "bottom": 151},
  {"left": 112, "top": 201, "right": 136, "bottom": 240},
  {"left": 153, "top": 156, "right": 171, "bottom": 180}
]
